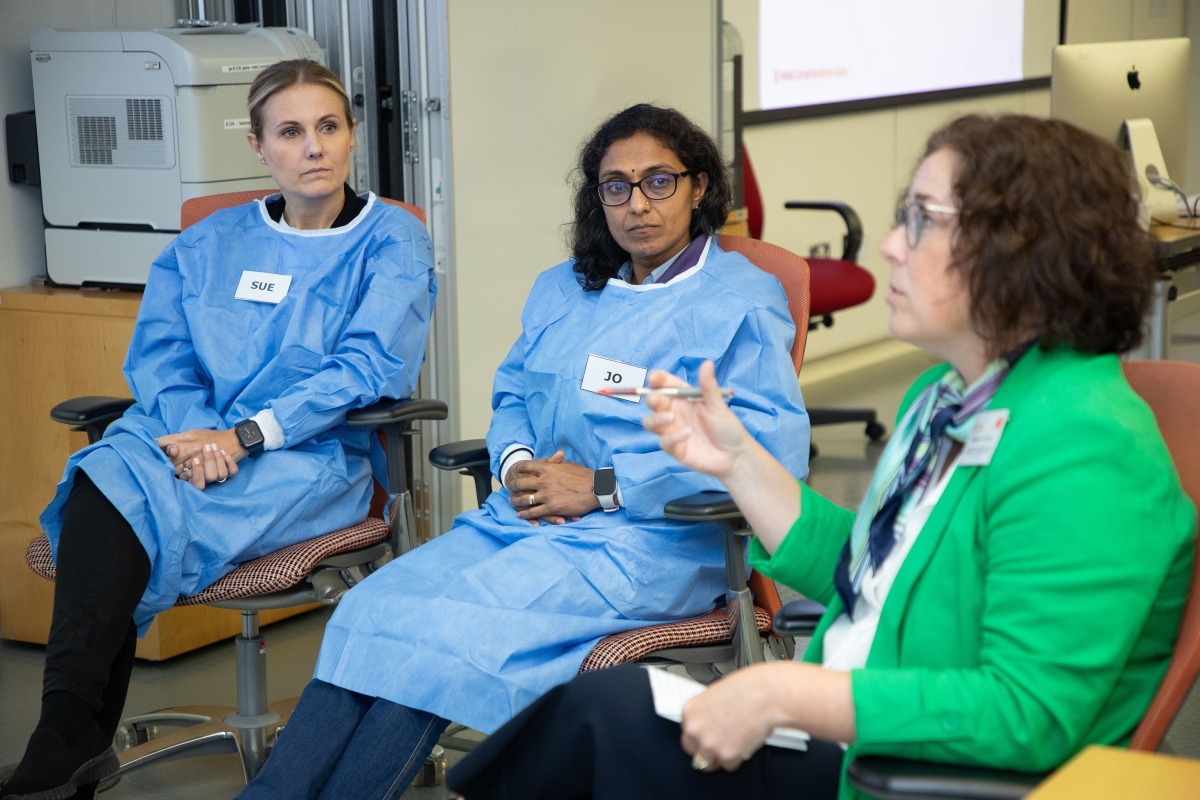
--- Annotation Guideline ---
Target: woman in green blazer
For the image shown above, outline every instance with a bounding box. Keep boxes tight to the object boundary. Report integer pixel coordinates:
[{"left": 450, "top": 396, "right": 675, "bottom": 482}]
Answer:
[{"left": 445, "top": 114, "right": 1196, "bottom": 800}]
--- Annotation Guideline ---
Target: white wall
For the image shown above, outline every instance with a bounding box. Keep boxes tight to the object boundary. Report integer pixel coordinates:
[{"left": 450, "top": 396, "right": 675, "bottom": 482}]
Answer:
[
  {"left": 0, "top": 0, "right": 176, "bottom": 290},
  {"left": 727, "top": 0, "right": 1192, "bottom": 367}
]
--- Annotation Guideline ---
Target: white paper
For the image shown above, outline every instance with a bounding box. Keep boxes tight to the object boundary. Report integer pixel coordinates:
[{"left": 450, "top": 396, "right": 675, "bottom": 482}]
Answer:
[{"left": 645, "top": 666, "right": 810, "bottom": 752}]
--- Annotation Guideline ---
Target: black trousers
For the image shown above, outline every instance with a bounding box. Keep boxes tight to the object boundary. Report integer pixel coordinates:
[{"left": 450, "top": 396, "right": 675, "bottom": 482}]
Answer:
[
  {"left": 446, "top": 664, "right": 843, "bottom": 800},
  {"left": 42, "top": 469, "right": 152, "bottom": 738}
]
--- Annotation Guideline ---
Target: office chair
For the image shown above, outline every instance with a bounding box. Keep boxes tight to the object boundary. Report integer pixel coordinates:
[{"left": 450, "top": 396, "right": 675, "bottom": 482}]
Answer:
[
  {"left": 783, "top": 200, "right": 885, "bottom": 451},
  {"left": 825, "top": 359, "right": 1200, "bottom": 800},
  {"left": 739, "top": 148, "right": 883, "bottom": 453},
  {"left": 430, "top": 235, "right": 812, "bottom": 683},
  {"left": 19, "top": 191, "right": 446, "bottom": 786}
]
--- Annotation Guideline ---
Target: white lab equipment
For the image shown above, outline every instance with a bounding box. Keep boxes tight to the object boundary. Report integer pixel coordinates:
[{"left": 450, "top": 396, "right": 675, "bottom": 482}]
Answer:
[{"left": 30, "top": 26, "right": 322, "bottom": 287}]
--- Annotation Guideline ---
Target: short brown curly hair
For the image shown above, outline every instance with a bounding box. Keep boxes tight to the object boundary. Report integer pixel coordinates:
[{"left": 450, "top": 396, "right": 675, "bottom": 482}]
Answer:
[{"left": 921, "top": 114, "right": 1156, "bottom": 356}]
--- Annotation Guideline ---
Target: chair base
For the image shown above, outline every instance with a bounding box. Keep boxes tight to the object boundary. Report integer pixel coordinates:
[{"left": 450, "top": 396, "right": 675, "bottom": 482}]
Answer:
[{"left": 111, "top": 697, "right": 298, "bottom": 785}]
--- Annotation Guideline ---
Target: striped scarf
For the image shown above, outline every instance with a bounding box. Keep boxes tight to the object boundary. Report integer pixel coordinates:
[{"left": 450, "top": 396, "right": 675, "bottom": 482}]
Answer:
[{"left": 833, "top": 343, "right": 1032, "bottom": 618}]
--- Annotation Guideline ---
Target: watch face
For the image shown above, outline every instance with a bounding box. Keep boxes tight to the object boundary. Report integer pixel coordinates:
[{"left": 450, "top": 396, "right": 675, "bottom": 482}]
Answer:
[
  {"left": 237, "top": 421, "right": 264, "bottom": 448},
  {"left": 593, "top": 468, "right": 617, "bottom": 496}
]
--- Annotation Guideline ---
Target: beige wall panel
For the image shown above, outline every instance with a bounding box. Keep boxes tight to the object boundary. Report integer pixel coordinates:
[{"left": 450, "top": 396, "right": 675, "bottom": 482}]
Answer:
[
  {"left": 1067, "top": 0, "right": 1135, "bottom": 42},
  {"left": 1130, "top": 0, "right": 1187, "bottom": 39}
]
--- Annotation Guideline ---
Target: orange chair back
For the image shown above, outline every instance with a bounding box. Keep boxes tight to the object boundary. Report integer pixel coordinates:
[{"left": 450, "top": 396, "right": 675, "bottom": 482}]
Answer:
[
  {"left": 716, "top": 234, "right": 811, "bottom": 375},
  {"left": 1122, "top": 360, "right": 1200, "bottom": 751},
  {"left": 180, "top": 190, "right": 426, "bottom": 230}
]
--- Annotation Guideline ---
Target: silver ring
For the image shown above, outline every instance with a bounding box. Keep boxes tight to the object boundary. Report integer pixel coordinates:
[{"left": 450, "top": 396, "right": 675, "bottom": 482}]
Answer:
[
  {"left": 528, "top": 493, "right": 536, "bottom": 506},
  {"left": 181, "top": 466, "right": 191, "bottom": 476},
  {"left": 691, "top": 753, "right": 711, "bottom": 771},
  {"left": 217, "top": 477, "right": 227, "bottom": 483}
]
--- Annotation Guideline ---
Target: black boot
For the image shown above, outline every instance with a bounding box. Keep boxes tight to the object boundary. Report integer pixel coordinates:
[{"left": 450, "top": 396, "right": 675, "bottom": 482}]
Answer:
[
  {"left": 5, "top": 472, "right": 149, "bottom": 800},
  {"left": 1, "top": 724, "right": 117, "bottom": 800}
]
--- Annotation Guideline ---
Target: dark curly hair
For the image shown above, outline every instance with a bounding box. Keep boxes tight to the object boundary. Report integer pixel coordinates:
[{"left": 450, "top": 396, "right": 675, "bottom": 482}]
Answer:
[
  {"left": 922, "top": 114, "right": 1156, "bottom": 356},
  {"left": 569, "top": 104, "right": 732, "bottom": 291}
]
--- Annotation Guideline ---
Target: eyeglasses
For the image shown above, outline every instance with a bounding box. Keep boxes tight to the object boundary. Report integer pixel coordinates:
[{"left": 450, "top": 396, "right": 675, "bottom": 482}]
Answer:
[
  {"left": 595, "top": 171, "right": 693, "bottom": 207},
  {"left": 895, "top": 197, "right": 959, "bottom": 248}
]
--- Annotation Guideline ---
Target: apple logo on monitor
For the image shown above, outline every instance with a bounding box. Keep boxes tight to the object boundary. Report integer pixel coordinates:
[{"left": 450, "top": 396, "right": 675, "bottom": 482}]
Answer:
[{"left": 1127, "top": 65, "right": 1141, "bottom": 90}]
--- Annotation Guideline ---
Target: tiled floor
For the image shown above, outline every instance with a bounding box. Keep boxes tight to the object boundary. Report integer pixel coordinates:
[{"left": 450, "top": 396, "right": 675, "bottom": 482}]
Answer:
[{"left": 2, "top": 320, "right": 1197, "bottom": 797}]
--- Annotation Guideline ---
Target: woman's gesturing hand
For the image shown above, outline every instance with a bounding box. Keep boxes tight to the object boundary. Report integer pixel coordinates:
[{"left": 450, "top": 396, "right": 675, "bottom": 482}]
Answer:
[
  {"left": 507, "top": 450, "right": 596, "bottom": 525},
  {"left": 642, "top": 360, "right": 750, "bottom": 484}
]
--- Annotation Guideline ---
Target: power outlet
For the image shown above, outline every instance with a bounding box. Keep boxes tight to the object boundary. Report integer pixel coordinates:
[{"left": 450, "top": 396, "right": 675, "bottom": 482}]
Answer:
[{"left": 809, "top": 242, "right": 831, "bottom": 258}]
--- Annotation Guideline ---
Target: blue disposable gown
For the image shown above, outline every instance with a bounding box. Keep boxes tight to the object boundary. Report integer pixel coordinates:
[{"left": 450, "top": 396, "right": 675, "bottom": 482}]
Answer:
[
  {"left": 315, "top": 237, "right": 810, "bottom": 733},
  {"left": 40, "top": 194, "right": 437, "bottom": 632}
]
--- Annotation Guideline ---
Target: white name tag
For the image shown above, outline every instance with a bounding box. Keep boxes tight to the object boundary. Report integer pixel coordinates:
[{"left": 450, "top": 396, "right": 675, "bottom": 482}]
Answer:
[
  {"left": 235, "top": 270, "right": 292, "bottom": 304},
  {"left": 581, "top": 354, "right": 648, "bottom": 402},
  {"left": 959, "top": 409, "right": 1010, "bottom": 467}
]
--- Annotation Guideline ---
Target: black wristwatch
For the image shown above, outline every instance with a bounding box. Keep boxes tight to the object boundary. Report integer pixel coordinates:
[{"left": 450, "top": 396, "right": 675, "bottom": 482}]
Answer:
[
  {"left": 234, "top": 419, "right": 265, "bottom": 457},
  {"left": 593, "top": 467, "right": 618, "bottom": 512}
]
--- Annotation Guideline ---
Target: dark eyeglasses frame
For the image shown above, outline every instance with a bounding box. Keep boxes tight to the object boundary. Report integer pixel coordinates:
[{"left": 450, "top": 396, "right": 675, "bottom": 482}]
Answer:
[{"left": 595, "top": 171, "right": 694, "bottom": 207}]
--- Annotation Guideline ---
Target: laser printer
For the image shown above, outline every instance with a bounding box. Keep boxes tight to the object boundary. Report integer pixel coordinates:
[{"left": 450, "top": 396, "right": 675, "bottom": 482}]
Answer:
[{"left": 30, "top": 26, "right": 322, "bottom": 287}]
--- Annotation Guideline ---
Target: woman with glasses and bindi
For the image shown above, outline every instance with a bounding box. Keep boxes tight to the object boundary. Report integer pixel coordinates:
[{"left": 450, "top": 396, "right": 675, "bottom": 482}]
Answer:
[
  {"left": 233, "top": 103, "right": 810, "bottom": 799},
  {"left": 446, "top": 114, "right": 1195, "bottom": 800}
]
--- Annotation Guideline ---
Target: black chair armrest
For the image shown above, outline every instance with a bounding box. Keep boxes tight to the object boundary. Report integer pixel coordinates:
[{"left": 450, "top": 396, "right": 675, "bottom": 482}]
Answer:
[
  {"left": 50, "top": 396, "right": 136, "bottom": 425},
  {"left": 50, "top": 396, "right": 137, "bottom": 444},
  {"left": 846, "top": 755, "right": 1047, "bottom": 800},
  {"left": 429, "top": 439, "right": 491, "bottom": 507},
  {"left": 772, "top": 597, "right": 826, "bottom": 636},
  {"left": 345, "top": 397, "right": 448, "bottom": 427},
  {"left": 663, "top": 490, "right": 744, "bottom": 523},
  {"left": 428, "top": 439, "right": 488, "bottom": 470},
  {"left": 345, "top": 398, "right": 448, "bottom": 518},
  {"left": 783, "top": 200, "right": 864, "bottom": 262}
]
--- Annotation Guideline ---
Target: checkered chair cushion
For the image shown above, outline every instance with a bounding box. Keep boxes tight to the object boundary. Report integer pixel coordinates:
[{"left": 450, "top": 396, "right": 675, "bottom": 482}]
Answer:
[
  {"left": 579, "top": 603, "right": 772, "bottom": 672},
  {"left": 25, "top": 517, "right": 390, "bottom": 606}
]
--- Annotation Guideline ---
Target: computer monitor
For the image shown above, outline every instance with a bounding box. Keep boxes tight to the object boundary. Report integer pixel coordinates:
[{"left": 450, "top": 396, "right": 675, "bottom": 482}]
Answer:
[{"left": 1051, "top": 38, "right": 1190, "bottom": 220}]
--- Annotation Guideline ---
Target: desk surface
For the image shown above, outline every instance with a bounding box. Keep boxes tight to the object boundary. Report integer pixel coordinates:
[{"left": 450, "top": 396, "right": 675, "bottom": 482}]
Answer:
[
  {"left": 1027, "top": 746, "right": 1200, "bottom": 799},
  {"left": 0, "top": 283, "right": 141, "bottom": 317},
  {"left": 1152, "top": 218, "right": 1200, "bottom": 264}
]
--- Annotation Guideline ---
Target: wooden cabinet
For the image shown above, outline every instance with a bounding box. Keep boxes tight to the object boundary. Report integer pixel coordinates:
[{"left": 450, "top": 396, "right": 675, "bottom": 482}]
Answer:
[{"left": 0, "top": 285, "right": 310, "bottom": 660}]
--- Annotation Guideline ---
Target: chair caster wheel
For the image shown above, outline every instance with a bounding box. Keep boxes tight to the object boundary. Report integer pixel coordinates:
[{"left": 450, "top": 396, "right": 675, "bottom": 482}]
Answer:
[
  {"left": 865, "top": 421, "right": 886, "bottom": 441},
  {"left": 414, "top": 744, "right": 446, "bottom": 787},
  {"left": 114, "top": 722, "right": 155, "bottom": 752}
]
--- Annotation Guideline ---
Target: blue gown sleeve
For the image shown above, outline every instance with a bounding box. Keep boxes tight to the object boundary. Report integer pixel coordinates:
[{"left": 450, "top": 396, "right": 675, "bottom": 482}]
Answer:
[
  {"left": 123, "top": 242, "right": 225, "bottom": 434},
  {"left": 486, "top": 331, "right": 537, "bottom": 478},
  {"left": 614, "top": 305, "right": 810, "bottom": 521},
  {"left": 265, "top": 235, "right": 437, "bottom": 446}
]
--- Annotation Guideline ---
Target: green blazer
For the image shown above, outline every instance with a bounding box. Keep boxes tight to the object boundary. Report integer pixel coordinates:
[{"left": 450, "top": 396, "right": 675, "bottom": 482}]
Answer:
[{"left": 750, "top": 346, "right": 1195, "bottom": 800}]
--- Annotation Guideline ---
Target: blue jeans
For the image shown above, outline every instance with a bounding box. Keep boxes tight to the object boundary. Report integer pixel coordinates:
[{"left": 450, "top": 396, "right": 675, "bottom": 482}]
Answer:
[{"left": 236, "top": 679, "right": 448, "bottom": 800}]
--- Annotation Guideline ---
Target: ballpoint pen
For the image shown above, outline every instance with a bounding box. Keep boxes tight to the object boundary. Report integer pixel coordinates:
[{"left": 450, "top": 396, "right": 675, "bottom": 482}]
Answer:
[{"left": 597, "top": 386, "right": 734, "bottom": 399}]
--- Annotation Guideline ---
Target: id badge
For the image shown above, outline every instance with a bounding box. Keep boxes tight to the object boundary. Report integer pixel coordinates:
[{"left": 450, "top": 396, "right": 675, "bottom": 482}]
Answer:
[
  {"left": 581, "top": 354, "right": 649, "bottom": 402},
  {"left": 235, "top": 270, "right": 292, "bottom": 304},
  {"left": 959, "top": 409, "right": 1010, "bottom": 466}
]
